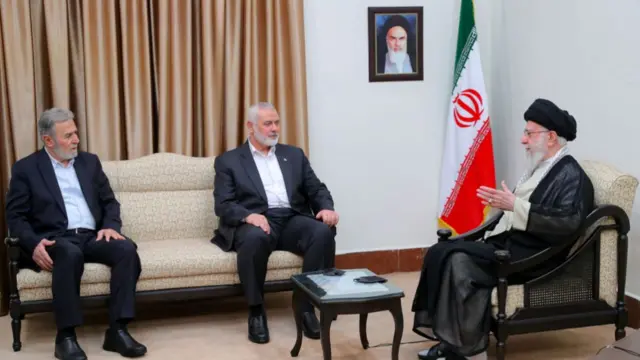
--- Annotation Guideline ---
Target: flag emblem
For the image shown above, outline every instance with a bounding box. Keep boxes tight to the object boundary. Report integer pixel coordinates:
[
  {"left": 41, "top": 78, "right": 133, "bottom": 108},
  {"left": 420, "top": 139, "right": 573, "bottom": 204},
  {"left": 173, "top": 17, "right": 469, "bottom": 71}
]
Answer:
[{"left": 453, "top": 88, "right": 485, "bottom": 128}]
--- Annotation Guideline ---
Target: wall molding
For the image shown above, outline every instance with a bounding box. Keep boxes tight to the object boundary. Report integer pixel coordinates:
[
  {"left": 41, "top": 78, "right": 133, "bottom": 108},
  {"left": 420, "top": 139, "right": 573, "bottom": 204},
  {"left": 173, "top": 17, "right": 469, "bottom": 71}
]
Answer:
[
  {"left": 626, "top": 295, "right": 640, "bottom": 329},
  {"left": 335, "top": 247, "right": 427, "bottom": 274}
]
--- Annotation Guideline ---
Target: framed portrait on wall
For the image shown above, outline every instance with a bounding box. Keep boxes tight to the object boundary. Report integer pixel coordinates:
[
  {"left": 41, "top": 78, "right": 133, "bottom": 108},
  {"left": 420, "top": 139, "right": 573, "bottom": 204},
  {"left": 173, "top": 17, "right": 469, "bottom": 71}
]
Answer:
[{"left": 368, "top": 6, "right": 424, "bottom": 82}]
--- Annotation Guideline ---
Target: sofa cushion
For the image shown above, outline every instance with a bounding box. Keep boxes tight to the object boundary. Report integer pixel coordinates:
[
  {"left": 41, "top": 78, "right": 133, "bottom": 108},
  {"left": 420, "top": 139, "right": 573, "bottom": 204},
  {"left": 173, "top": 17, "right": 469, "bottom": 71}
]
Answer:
[
  {"left": 101, "top": 153, "right": 217, "bottom": 243},
  {"left": 102, "top": 153, "right": 215, "bottom": 193},
  {"left": 18, "top": 268, "right": 302, "bottom": 303},
  {"left": 17, "top": 238, "right": 303, "bottom": 292},
  {"left": 116, "top": 190, "right": 216, "bottom": 243}
]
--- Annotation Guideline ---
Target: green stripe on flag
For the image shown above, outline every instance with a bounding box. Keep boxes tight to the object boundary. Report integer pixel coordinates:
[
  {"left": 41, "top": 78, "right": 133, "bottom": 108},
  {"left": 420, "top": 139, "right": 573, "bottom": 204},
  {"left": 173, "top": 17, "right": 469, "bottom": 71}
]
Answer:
[{"left": 452, "top": 0, "right": 477, "bottom": 90}]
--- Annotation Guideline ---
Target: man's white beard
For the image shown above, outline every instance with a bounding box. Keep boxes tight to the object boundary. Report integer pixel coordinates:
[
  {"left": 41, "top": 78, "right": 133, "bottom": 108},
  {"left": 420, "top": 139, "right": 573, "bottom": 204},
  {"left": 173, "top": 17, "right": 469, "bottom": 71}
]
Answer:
[
  {"left": 524, "top": 138, "right": 548, "bottom": 174},
  {"left": 387, "top": 44, "right": 407, "bottom": 66},
  {"left": 53, "top": 142, "right": 77, "bottom": 161},
  {"left": 525, "top": 150, "right": 545, "bottom": 173},
  {"left": 254, "top": 130, "right": 278, "bottom": 147}
]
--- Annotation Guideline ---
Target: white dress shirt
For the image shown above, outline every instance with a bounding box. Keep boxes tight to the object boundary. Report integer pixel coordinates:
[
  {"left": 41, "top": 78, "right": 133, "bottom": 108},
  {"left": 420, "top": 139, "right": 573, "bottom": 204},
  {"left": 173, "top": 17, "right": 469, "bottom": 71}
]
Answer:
[
  {"left": 248, "top": 141, "right": 290, "bottom": 208},
  {"left": 45, "top": 149, "right": 96, "bottom": 230}
]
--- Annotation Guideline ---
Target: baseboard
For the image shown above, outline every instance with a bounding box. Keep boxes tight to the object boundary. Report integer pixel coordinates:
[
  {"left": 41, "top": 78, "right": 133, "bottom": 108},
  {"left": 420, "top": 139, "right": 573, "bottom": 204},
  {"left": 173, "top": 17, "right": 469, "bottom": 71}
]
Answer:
[
  {"left": 626, "top": 294, "right": 640, "bottom": 329},
  {"left": 335, "top": 247, "right": 427, "bottom": 274}
]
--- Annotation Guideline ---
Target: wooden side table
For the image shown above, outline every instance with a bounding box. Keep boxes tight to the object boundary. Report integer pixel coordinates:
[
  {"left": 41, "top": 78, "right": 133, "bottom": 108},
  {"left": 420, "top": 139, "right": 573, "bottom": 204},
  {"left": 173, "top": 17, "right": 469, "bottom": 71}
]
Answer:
[{"left": 289, "top": 268, "right": 405, "bottom": 360}]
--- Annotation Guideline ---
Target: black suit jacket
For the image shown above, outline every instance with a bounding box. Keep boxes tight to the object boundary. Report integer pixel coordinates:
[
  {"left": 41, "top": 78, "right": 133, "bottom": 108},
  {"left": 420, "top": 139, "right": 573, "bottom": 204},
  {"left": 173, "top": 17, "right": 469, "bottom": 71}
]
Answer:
[
  {"left": 212, "top": 142, "right": 334, "bottom": 251},
  {"left": 5, "top": 149, "right": 122, "bottom": 255}
]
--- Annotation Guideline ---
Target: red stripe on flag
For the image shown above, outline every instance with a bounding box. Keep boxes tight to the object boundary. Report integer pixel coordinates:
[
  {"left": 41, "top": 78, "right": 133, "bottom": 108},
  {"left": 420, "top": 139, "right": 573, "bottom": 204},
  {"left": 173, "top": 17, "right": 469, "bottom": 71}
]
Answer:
[{"left": 439, "top": 119, "right": 496, "bottom": 235}]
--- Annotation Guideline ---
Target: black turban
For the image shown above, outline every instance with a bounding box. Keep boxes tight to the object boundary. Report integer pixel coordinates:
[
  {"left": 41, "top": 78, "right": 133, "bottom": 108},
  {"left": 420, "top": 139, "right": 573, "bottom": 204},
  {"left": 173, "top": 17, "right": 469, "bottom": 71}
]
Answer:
[
  {"left": 523, "top": 98, "right": 577, "bottom": 141},
  {"left": 381, "top": 15, "right": 413, "bottom": 37}
]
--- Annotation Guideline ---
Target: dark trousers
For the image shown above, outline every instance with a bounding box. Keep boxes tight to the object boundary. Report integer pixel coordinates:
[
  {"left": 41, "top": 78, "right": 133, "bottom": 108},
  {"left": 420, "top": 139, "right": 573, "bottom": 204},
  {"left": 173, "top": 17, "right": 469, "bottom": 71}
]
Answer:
[
  {"left": 46, "top": 231, "right": 142, "bottom": 330},
  {"left": 233, "top": 208, "right": 336, "bottom": 312}
]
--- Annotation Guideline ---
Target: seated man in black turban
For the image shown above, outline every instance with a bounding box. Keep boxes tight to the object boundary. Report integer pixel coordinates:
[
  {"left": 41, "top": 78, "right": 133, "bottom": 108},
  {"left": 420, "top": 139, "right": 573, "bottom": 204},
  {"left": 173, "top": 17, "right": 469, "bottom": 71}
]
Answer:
[{"left": 412, "top": 98, "right": 595, "bottom": 360}]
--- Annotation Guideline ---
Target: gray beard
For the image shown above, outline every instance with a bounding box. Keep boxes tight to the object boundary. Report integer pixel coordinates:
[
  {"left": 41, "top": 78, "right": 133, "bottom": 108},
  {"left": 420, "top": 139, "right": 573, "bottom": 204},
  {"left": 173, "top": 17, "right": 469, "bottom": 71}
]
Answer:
[
  {"left": 518, "top": 149, "right": 546, "bottom": 187},
  {"left": 254, "top": 131, "right": 278, "bottom": 147},
  {"left": 53, "top": 144, "right": 77, "bottom": 161},
  {"left": 525, "top": 150, "right": 545, "bottom": 173}
]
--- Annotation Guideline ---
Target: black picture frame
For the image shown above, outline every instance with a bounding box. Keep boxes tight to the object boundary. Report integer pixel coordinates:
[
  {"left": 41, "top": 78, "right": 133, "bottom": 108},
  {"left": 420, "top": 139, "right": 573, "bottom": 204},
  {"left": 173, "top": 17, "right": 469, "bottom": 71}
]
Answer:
[{"left": 368, "top": 6, "right": 424, "bottom": 82}]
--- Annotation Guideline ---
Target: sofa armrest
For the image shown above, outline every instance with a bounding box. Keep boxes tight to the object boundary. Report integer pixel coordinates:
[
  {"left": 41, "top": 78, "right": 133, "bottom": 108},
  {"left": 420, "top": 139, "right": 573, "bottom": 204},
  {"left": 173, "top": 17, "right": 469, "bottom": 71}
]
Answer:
[
  {"left": 5, "top": 234, "right": 21, "bottom": 262},
  {"left": 5, "top": 235, "right": 19, "bottom": 247},
  {"left": 5, "top": 234, "right": 22, "bottom": 312}
]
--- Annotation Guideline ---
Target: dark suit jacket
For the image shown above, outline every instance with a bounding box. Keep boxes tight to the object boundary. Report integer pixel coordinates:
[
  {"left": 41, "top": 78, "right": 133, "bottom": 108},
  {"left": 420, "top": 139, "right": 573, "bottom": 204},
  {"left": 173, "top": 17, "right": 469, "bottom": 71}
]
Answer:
[
  {"left": 212, "top": 142, "right": 334, "bottom": 251},
  {"left": 5, "top": 149, "right": 122, "bottom": 255}
]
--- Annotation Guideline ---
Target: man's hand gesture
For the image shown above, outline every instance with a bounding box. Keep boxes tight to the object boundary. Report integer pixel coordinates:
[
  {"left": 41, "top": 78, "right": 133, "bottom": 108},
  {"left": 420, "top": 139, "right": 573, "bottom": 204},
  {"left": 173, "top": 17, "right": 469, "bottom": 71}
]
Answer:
[
  {"left": 97, "top": 228, "right": 125, "bottom": 242},
  {"left": 245, "top": 214, "right": 271, "bottom": 234},
  {"left": 316, "top": 210, "right": 339, "bottom": 227},
  {"left": 33, "top": 239, "right": 55, "bottom": 271},
  {"left": 477, "top": 181, "right": 516, "bottom": 211}
]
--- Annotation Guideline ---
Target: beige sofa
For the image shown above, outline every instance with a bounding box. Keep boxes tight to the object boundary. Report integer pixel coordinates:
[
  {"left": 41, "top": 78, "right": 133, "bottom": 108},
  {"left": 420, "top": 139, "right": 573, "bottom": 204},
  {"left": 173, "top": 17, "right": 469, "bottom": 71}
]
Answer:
[{"left": 6, "top": 153, "right": 304, "bottom": 351}]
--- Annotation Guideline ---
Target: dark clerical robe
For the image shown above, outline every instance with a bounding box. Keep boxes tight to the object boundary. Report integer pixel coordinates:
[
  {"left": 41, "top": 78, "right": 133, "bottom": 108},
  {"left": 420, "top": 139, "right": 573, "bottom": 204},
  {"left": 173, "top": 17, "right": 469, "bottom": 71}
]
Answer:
[{"left": 411, "top": 152, "right": 595, "bottom": 357}]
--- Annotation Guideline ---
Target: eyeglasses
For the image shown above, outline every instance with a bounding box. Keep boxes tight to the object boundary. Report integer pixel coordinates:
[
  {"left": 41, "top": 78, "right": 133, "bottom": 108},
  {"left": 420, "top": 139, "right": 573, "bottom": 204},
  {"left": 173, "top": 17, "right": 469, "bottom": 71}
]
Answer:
[{"left": 523, "top": 130, "right": 550, "bottom": 137}]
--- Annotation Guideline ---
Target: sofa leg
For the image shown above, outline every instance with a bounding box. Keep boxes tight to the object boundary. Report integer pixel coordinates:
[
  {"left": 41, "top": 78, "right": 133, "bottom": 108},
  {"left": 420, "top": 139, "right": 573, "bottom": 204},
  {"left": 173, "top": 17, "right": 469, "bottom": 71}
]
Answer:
[
  {"left": 7, "top": 236, "right": 23, "bottom": 351},
  {"left": 495, "top": 323, "right": 507, "bottom": 360},
  {"left": 615, "top": 306, "right": 627, "bottom": 341},
  {"left": 495, "top": 339, "right": 506, "bottom": 360},
  {"left": 9, "top": 292, "right": 22, "bottom": 351},
  {"left": 614, "top": 297, "right": 628, "bottom": 341},
  {"left": 615, "top": 318, "right": 627, "bottom": 341},
  {"left": 11, "top": 313, "right": 22, "bottom": 351}
]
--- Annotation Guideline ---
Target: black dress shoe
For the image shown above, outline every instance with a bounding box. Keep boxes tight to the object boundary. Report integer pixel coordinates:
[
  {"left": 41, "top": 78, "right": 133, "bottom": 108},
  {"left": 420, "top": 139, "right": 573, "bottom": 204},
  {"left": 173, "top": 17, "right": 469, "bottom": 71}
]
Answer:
[
  {"left": 302, "top": 312, "right": 321, "bottom": 339},
  {"left": 248, "top": 314, "right": 270, "bottom": 344},
  {"left": 102, "top": 328, "right": 147, "bottom": 358},
  {"left": 417, "top": 342, "right": 464, "bottom": 360},
  {"left": 54, "top": 337, "right": 87, "bottom": 360}
]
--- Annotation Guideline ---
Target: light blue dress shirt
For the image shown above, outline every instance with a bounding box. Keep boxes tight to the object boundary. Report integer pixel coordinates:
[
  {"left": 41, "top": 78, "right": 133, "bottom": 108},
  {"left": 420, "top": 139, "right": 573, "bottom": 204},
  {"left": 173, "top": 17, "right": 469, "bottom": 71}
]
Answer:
[{"left": 46, "top": 150, "right": 96, "bottom": 230}]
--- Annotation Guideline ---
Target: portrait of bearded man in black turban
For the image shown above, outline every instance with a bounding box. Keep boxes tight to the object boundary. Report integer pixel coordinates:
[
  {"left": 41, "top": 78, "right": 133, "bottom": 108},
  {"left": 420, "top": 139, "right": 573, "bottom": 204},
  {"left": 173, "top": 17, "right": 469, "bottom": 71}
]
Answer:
[{"left": 368, "top": 7, "right": 424, "bottom": 82}]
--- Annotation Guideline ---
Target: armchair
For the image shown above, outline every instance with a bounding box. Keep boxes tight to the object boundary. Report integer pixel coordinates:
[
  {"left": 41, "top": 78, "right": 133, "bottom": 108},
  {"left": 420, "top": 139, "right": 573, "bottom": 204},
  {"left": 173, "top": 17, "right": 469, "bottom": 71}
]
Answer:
[{"left": 436, "top": 160, "right": 638, "bottom": 360}]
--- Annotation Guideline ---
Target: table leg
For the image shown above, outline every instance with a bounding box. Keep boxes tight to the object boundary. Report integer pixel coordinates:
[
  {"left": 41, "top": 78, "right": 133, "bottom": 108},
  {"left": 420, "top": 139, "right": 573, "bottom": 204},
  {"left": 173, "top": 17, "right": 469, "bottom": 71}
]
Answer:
[
  {"left": 359, "top": 313, "right": 369, "bottom": 349},
  {"left": 320, "top": 310, "right": 334, "bottom": 360},
  {"left": 389, "top": 299, "right": 404, "bottom": 360},
  {"left": 290, "top": 289, "right": 303, "bottom": 357}
]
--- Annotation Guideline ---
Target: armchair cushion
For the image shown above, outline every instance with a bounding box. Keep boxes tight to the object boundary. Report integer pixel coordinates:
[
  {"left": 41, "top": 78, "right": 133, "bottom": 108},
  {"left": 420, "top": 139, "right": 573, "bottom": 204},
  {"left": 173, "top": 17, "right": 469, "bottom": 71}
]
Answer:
[
  {"left": 491, "top": 285, "right": 524, "bottom": 317},
  {"left": 580, "top": 160, "right": 638, "bottom": 309}
]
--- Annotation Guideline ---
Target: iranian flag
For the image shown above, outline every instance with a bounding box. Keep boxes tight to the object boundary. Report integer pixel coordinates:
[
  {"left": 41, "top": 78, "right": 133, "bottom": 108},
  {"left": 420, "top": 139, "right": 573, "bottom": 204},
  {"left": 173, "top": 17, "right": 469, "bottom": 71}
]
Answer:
[{"left": 438, "top": 0, "right": 496, "bottom": 236}]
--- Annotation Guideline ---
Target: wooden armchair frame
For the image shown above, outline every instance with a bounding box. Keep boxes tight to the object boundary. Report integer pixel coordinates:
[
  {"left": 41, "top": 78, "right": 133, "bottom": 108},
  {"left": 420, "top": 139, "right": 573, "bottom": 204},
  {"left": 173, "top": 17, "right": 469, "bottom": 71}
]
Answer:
[{"left": 437, "top": 204, "right": 629, "bottom": 360}]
